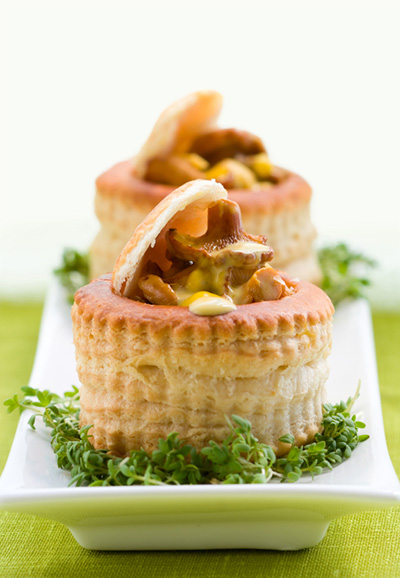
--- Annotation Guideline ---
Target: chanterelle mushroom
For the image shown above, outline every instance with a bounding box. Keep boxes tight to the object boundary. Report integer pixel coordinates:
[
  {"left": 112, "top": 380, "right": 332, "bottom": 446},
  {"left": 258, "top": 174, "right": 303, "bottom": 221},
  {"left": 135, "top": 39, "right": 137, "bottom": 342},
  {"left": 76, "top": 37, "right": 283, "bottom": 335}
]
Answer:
[
  {"left": 113, "top": 179, "right": 293, "bottom": 315},
  {"left": 165, "top": 199, "right": 273, "bottom": 268},
  {"left": 162, "top": 199, "right": 287, "bottom": 304},
  {"left": 190, "top": 128, "right": 266, "bottom": 165}
]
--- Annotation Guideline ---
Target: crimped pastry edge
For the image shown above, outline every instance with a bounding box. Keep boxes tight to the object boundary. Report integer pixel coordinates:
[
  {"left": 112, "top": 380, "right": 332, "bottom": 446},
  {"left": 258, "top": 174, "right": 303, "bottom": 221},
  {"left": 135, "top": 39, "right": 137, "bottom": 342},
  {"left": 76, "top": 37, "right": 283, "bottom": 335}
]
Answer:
[
  {"left": 73, "top": 275, "right": 333, "bottom": 345},
  {"left": 95, "top": 160, "right": 312, "bottom": 215}
]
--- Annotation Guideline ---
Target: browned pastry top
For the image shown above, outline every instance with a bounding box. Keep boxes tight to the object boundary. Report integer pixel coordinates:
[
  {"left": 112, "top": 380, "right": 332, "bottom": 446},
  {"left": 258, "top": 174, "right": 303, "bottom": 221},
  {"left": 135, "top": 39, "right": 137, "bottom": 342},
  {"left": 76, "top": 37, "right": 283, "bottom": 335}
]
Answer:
[
  {"left": 74, "top": 274, "right": 333, "bottom": 344},
  {"left": 96, "top": 161, "right": 312, "bottom": 214}
]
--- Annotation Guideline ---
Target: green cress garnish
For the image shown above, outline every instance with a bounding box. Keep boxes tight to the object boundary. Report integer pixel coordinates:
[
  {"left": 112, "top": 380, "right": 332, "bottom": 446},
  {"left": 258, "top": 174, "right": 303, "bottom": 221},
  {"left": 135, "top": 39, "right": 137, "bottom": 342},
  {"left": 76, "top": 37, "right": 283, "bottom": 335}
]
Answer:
[
  {"left": 318, "top": 243, "right": 376, "bottom": 306},
  {"left": 4, "top": 384, "right": 368, "bottom": 486},
  {"left": 54, "top": 249, "right": 89, "bottom": 304}
]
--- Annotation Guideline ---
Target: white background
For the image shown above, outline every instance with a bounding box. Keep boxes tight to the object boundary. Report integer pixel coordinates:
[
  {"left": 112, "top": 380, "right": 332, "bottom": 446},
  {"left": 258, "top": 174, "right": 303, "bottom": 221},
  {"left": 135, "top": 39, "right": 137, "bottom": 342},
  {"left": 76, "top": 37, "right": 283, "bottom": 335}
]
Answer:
[{"left": 1, "top": 0, "right": 399, "bottom": 307}]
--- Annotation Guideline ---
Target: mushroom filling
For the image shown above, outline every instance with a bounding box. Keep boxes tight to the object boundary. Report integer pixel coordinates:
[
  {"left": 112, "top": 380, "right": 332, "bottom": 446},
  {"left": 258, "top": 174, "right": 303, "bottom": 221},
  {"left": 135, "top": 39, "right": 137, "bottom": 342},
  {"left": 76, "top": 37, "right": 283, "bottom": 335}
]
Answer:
[
  {"left": 135, "top": 199, "right": 293, "bottom": 315},
  {"left": 143, "top": 128, "right": 288, "bottom": 190}
]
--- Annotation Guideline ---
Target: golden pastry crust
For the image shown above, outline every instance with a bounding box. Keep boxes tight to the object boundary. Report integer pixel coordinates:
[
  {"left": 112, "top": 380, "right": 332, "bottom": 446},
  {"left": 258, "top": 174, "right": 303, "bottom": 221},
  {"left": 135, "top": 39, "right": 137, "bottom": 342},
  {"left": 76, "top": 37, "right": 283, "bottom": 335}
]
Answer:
[
  {"left": 134, "top": 90, "right": 223, "bottom": 177},
  {"left": 96, "top": 160, "right": 311, "bottom": 213},
  {"left": 72, "top": 275, "right": 333, "bottom": 456},
  {"left": 75, "top": 275, "right": 332, "bottom": 343},
  {"left": 91, "top": 161, "right": 319, "bottom": 282}
]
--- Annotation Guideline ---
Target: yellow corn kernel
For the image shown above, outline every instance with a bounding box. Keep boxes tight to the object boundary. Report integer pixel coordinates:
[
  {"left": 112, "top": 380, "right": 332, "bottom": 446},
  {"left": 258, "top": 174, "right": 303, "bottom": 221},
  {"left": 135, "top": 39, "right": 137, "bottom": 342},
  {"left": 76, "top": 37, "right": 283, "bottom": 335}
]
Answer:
[
  {"left": 181, "top": 291, "right": 220, "bottom": 307},
  {"left": 206, "top": 159, "right": 256, "bottom": 189},
  {"left": 249, "top": 153, "right": 273, "bottom": 179},
  {"left": 178, "top": 153, "right": 210, "bottom": 171},
  {"left": 205, "top": 161, "right": 229, "bottom": 180}
]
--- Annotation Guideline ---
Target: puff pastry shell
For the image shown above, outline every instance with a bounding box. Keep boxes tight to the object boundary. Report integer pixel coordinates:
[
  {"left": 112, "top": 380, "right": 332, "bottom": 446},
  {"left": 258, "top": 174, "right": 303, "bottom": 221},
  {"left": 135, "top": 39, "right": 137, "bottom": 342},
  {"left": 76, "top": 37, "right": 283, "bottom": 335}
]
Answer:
[
  {"left": 89, "top": 91, "right": 320, "bottom": 282},
  {"left": 72, "top": 275, "right": 333, "bottom": 457}
]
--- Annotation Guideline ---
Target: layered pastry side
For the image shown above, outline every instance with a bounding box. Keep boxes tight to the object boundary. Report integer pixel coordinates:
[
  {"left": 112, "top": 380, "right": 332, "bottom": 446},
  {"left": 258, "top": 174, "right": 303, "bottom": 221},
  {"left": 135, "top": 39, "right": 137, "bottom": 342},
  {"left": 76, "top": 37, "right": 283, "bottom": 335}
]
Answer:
[
  {"left": 90, "top": 90, "right": 320, "bottom": 283},
  {"left": 74, "top": 180, "right": 334, "bottom": 458}
]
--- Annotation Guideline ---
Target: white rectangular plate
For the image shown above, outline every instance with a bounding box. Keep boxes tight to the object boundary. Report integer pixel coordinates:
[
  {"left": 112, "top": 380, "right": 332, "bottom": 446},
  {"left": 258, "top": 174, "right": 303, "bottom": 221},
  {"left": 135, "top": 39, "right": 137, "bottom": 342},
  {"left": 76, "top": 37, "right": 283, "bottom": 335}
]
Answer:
[{"left": 0, "top": 281, "right": 399, "bottom": 551}]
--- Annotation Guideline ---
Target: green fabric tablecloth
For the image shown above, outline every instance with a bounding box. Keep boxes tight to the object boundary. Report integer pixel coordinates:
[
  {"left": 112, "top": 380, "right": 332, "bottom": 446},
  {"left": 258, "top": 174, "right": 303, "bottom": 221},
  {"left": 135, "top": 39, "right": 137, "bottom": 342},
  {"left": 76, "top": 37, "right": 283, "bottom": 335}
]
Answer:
[{"left": 0, "top": 302, "right": 399, "bottom": 578}]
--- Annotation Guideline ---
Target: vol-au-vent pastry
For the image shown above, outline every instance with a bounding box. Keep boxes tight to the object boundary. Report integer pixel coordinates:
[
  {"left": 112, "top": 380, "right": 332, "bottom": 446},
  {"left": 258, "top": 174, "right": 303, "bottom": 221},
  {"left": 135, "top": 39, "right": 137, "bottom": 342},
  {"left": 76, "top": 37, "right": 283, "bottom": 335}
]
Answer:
[
  {"left": 73, "top": 179, "right": 333, "bottom": 458},
  {"left": 90, "top": 90, "right": 321, "bottom": 283}
]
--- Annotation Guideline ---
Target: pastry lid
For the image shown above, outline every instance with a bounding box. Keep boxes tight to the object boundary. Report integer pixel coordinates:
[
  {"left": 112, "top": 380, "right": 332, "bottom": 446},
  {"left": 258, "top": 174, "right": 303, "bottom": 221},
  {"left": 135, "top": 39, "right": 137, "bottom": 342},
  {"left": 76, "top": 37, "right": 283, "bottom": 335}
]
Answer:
[{"left": 134, "top": 90, "right": 223, "bottom": 178}]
